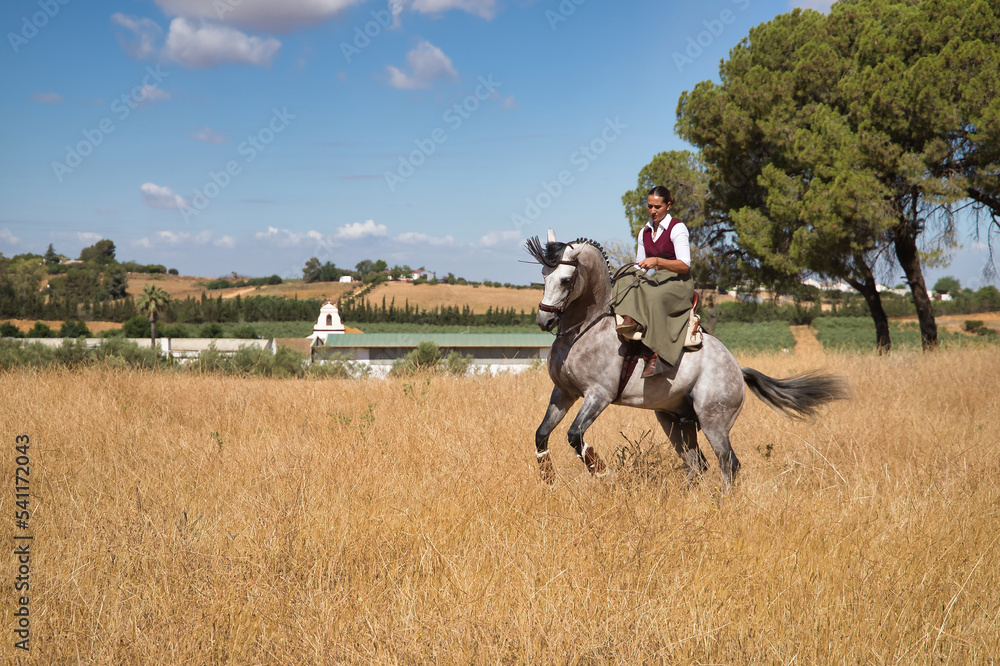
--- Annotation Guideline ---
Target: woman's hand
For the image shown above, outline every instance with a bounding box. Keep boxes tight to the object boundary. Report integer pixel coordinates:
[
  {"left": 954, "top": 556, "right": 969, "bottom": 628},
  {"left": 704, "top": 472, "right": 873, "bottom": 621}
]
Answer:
[
  {"left": 638, "top": 257, "right": 660, "bottom": 270},
  {"left": 637, "top": 257, "right": 690, "bottom": 273}
]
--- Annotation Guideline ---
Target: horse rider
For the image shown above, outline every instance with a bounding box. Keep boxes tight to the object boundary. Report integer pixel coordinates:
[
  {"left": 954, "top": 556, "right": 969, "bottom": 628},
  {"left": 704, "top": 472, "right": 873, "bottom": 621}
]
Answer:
[{"left": 612, "top": 185, "right": 696, "bottom": 377}]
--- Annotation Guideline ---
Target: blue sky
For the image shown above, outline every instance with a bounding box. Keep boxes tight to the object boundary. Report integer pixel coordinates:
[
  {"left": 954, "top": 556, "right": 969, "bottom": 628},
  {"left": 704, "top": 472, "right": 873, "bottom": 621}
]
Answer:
[{"left": 1, "top": 0, "right": 995, "bottom": 288}]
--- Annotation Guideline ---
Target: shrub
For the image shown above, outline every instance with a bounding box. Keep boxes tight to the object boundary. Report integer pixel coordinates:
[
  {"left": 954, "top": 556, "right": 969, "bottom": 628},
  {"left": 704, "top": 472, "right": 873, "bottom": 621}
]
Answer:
[
  {"left": 168, "top": 268, "right": 179, "bottom": 275},
  {"left": 26, "top": 322, "right": 55, "bottom": 338},
  {"left": 159, "top": 324, "right": 191, "bottom": 338},
  {"left": 0, "top": 322, "right": 23, "bottom": 338},
  {"left": 391, "top": 340, "right": 442, "bottom": 376},
  {"left": 0, "top": 340, "right": 57, "bottom": 369},
  {"left": 310, "top": 352, "right": 371, "bottom": 379},
  {"left": 199, "top": 322, "right": 224, "bottom": 338},
  {"left": 965, "top": 320, "right": 984, "bottom": 333},
  {"left": 92, "top": 338, "right": 163, "bottom": 369},
  {"left": 59, "top": 319, "right": 92, "bottom": 338},
  {"left": 54, "top": 339, "right": 88, "bottom": 368},
  {"left": 123, "top": 316, "right": 151, "bottom": 338},
  {"left": 444, "top": 350, "right": 473, "bottom": 376},
  {"left": 230, "top": 324, "right": 260, "bottom": 339}
]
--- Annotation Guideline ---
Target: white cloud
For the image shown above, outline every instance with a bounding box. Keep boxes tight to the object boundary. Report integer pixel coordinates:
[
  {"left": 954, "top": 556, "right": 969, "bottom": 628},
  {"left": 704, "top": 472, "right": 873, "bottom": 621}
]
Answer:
[
  {"left": 154, "top": 0, "right": 361, "bottom": 32},
  {"left": 254, "top": 226, "right": 310, "bottom": 247},
  {"left": 337, "top": 219, "right": 388, "bottom": 239},
  {"left": 137, "top": 85, "right": 171, "bottom": 104},
  {"left": 411, "top": 0, "right": 496, "bottom": 19},
  {"left": 792, "top": 0, "right": 835, "bottom": 12},
  {"left": 191, "top": 126, "right": 226, "bottom": 143},
  {"left": 387, "top": 40, "right": 457, "bottom": 89},
  {"left": 140, "top": 182, "right": 188, "bottom": 210},
  {"left": 134, "top": 229, "right": 229, "bottom": 248},
  {"left": 76, "top": 232, "right": 103, "bottom": 244},
  {"left": 0, "top": 228, "right": 20, "bottom": 245},
  {"left": 477, "top": 230, "right": 521, "bottom": 247},
  {"left": 163, "top": 18, "right": 281, "bottom": 68},
  {"left": 112, "top": 13, "right": 164, "bottom": 59},
  {"left": 157, "top": 230, "right": 192, "bottom": 244},
  {"left": 28, "top": 92, "right": 64, "bottom": 104},
  {"left": 396, "top": 231, "right": 456, "bottom": 246}
]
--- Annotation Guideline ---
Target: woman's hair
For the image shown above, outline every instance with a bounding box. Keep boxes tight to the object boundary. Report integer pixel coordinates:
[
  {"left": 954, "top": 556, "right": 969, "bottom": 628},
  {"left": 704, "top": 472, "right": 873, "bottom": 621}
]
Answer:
[{"left": 647, "top": 185, "right": 674, "bottom": 204}]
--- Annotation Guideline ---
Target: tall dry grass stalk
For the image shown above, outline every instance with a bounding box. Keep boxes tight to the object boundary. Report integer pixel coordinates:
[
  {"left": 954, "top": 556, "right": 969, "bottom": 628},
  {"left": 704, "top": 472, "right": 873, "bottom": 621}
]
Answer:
[{"left": 1, "top": 348, "right": 998, "bottom": 663}]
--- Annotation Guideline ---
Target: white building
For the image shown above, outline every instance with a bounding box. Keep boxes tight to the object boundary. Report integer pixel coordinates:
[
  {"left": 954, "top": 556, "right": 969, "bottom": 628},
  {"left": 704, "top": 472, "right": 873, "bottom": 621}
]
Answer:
[{"left": 307, "top": 299, "right": 346, "bottom": 345}]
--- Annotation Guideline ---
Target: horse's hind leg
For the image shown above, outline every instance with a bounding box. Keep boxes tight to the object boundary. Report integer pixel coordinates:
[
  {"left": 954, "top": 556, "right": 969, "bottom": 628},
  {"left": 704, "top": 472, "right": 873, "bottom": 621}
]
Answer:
[
  {"left": 535, "top": 387, "right": 576, "bottom": 483},
  {"left": 698, "top": 412, "right": 742, "bottom": 491},
  {"left": 654, "top": 411, "right": 707, "bottom": 486}
]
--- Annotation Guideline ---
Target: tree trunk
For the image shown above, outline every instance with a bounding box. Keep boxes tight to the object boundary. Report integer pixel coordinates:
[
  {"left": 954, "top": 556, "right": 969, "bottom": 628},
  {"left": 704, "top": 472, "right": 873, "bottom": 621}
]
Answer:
[
  {"left": 150, "top": 317, "right": 156, "bottom": 347},
  {"left": 845, "top": 264, "right": 891, "bottom": 354},
  {"left": 893, "top": 225, "right": 938, "bottom": 351}
]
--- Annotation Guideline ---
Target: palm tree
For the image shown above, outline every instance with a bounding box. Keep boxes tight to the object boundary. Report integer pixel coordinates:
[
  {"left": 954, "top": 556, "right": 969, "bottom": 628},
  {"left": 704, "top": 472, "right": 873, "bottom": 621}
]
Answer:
[{"left": 136, "top": 284, "right": 171, "bottom": 346}]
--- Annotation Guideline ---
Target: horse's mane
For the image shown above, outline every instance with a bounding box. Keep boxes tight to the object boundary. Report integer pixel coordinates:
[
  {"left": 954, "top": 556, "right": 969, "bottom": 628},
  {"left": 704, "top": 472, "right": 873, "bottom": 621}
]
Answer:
[{"left": 524, "top": 236, "right": 612, "bottom": 281}]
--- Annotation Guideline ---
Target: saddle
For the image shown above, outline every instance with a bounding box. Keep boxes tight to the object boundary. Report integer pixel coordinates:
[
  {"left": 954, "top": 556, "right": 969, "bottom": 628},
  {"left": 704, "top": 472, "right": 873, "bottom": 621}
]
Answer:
[
  {"left": 614, "top": 292, "right": 703, "bottom": 350},
  {"left": 614, "top": 293, "right": 703, "bottom": 391}
]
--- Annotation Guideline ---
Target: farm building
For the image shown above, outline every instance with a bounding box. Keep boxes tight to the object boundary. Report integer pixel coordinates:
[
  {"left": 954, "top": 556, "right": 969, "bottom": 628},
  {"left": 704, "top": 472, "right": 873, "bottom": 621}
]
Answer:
[
  {"left": 13, "top": 337, "right": 274, "bottom": 360},
  {"left": 311, "top": 333, "right": 554, "bottom": 373}
]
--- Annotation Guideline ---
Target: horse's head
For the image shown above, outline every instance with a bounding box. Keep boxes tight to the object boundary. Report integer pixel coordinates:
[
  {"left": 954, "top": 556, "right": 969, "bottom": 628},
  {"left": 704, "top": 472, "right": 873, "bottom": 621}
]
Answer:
[{"left": 526, "top": 229, "right": 590, "bottom": 332}]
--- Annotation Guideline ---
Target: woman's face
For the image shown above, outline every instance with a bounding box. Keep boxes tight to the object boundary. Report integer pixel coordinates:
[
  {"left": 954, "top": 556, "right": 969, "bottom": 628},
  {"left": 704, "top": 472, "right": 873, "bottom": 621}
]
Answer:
[{"left": 647, "top": 195, "right": 671, "bottom": 225}]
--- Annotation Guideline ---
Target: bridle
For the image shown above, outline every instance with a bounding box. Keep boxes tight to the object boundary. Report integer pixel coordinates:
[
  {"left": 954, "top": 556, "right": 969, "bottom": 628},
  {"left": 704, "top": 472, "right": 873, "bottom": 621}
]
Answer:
[{"left": 537, "top": 258, "right": 580, "bottom": 316}]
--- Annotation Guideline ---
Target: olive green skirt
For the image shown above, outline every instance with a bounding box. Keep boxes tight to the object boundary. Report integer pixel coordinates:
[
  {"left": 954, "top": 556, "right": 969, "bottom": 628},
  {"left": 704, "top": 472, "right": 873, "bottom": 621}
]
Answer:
[{"left": 611, "top": 267, "right": 694, "bottom": 367}]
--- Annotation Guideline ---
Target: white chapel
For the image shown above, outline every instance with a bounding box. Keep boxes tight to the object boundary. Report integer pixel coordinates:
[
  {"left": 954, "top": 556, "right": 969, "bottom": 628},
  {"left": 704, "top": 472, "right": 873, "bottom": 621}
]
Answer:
[{"left": 307, "top": 299, "right": 345, "bottom": 345}]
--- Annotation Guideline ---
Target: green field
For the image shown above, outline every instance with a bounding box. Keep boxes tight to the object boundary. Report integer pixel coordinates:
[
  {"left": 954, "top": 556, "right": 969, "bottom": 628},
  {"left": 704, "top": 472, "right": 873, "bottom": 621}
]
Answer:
[
  {"left": 713, "top": 320, "right": 796, "bottom": 354},
  {"left": 813, "top": 316, "right": 998, "bottom": 351}
]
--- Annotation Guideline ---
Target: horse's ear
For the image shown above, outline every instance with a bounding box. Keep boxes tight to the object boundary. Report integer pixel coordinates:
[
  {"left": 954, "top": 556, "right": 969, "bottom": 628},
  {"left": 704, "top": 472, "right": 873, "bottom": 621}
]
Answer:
[{"left": 547, "top": 228, "right": 557, "bottom": 243}]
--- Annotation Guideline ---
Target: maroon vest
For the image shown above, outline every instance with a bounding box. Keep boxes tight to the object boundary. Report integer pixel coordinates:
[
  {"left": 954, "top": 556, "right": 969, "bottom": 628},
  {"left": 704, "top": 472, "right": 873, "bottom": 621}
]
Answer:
[{"left": 642, "top": 218, "right": 680, "bottom": 260}]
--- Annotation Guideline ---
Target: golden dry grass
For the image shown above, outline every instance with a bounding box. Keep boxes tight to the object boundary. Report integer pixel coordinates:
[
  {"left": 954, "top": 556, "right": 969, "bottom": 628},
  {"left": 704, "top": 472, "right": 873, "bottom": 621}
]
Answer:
[
  {"left": 365, "top": 282, "right": 541, "bottom": 315},
  {"left": 1, "top": 349, "right": 999, "bottom": 663},
  {"left": 124, "top": 274, "right": 357, "bottom": 303},
  {"left": 0, "top": 319, "right": 123, "bottom": 334}
]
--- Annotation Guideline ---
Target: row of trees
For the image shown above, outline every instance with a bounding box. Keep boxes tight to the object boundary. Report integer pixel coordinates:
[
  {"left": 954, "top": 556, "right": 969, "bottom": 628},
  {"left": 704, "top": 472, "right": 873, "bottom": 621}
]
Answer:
[
  {"left": 627, "top": 0, "right": 1000, "bottom": 353},
  {"left": 302, "top": 257, "right": 423, "bottom": 284},
  {"left": 338, "top": 296, "right": 535, "bottom": 326}
]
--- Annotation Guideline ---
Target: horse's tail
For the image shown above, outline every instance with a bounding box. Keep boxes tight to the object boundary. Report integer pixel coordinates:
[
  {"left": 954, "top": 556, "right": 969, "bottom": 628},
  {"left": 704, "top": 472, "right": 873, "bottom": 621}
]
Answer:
[{"left": 741, "top": 367, "right": 850, "bottom": 420}]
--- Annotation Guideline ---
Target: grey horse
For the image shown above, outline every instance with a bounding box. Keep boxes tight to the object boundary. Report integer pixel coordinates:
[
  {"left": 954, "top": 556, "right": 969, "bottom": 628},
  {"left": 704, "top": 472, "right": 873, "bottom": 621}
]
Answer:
[{"left": 527, "top": 230, "right": 849, "bottom": 490}]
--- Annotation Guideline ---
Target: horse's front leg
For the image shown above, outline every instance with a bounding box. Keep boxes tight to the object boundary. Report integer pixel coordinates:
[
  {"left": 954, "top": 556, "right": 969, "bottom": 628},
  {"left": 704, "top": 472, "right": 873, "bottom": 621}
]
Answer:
[
  {"left": 567, "top": 392, "right": 612, "bottom": 477},
  {"left": 535, "top": 387, "right": 576, "bottom": 483}
]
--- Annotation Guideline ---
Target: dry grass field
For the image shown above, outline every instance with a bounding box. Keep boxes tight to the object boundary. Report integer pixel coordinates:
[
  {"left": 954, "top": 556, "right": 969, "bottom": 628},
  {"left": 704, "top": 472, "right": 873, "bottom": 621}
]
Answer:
[
  {"left": 124, "top": 274, "right": 357, "bottom": 303},
  {"left": 2, "top": 349, "right": 999, "bottom": 663},
  {"left": 362, "top": 282, "right": 541, "bottom": 315}
]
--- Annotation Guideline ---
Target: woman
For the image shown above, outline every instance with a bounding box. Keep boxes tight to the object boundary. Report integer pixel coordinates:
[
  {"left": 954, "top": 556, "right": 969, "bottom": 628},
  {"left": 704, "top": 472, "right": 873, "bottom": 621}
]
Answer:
[{"left": 612, "top": 185, "right": 695, "bottom": 377}]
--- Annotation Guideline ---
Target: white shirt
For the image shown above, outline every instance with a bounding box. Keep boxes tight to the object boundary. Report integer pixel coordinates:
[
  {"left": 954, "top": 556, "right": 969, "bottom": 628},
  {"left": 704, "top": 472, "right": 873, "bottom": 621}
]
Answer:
[{"left": 634, "top": 214, "right": 691, "bottom": 267}]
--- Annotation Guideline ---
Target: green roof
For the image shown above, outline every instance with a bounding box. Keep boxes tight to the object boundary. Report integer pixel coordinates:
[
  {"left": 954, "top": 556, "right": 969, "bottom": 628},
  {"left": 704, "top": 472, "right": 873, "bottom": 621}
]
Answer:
[{"left": 322, "top": 333, "right": 554, "bottom": 347}]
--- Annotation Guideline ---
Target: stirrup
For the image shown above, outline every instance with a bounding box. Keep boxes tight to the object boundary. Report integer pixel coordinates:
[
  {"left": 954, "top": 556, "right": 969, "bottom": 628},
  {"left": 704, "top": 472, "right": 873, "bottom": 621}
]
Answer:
[{"left": 614, "top": 314, "right": 644, "bottom": 341}]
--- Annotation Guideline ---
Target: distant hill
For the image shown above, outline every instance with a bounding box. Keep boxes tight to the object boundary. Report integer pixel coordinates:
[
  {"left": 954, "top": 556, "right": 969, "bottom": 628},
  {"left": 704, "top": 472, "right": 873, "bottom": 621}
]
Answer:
[{"left": 125, "top": 274, "right": 541, "bottom": 316}]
